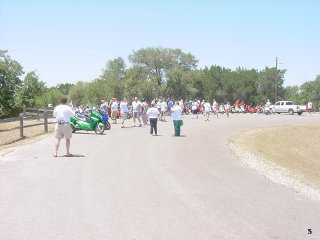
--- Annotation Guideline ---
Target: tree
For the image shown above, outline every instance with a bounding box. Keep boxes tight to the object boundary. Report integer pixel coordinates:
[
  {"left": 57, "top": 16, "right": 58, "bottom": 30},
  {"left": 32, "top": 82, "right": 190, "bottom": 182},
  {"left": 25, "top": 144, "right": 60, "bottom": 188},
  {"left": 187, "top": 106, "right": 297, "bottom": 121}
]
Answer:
[
  {"left": 284, "top": 85, "right": 302, "bottom": 104},
  {"left": 100, "top": 57, "right": 127, "bottom": 99},
  {"left": 0, "top": 50, "right": 24, "bottom": 118},
  {"left": 68, "top": 81, "right": 90, "bottom": 106},
  {"left": 166, "top": 69, "right": 199, "bottom": 100},
  {"left": 35, "top": 87, "right": 64, "bottom": 107},
  {"left": 256, "top": 67, "right": 286, "bottom": 104},
  {"left": 56, "top": 83, "right": 74, "bottom": 95},
  {"left": 15, "top": 71, "right": 46, "bottom": 108},
  {"left": 300, "top": 75, "right": 320, "bottom": 109},
  {"left": 128, "top": 47, "right": 198, "bottom": 89}
]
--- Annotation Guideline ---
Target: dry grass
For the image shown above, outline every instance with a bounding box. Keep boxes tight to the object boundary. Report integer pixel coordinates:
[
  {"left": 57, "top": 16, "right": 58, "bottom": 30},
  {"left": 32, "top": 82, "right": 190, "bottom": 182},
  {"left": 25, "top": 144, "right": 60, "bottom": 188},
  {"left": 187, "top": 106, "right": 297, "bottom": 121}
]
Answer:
[
  {"left": 0, "top": 119, "right": 55, "bottom": 150},
  {"left": 233, "top": 124, "right": 320, "bottom": 187}
]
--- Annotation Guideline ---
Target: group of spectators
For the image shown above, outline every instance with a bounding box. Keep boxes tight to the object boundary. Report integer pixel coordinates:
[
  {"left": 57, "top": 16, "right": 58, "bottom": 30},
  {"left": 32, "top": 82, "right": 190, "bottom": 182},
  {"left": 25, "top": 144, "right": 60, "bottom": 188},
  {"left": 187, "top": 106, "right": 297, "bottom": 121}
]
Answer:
[
  {"left": 52, "top": 96, "right": 184, "bottom": 157},
  {"left": 99, "top": 97, "right": 232, "bottom": 125},
  {"left": 99, "top": 97, "right": 183, "bottom": 135}
]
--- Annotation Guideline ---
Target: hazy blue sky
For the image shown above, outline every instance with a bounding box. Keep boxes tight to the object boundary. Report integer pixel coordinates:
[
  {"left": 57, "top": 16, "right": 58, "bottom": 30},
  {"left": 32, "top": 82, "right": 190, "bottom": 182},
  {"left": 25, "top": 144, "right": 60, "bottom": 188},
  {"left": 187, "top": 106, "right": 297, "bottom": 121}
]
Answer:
[{"left": 1, "top": 0, "right": 319, "bottom": 87}]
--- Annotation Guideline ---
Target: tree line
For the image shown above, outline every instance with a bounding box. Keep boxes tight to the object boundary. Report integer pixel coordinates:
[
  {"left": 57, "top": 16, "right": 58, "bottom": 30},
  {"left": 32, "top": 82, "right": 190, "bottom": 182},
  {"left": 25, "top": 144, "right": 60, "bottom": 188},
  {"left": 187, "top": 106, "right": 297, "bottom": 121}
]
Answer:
[{"left": 1, "top": 48, "right": 319, "bottom": 118}]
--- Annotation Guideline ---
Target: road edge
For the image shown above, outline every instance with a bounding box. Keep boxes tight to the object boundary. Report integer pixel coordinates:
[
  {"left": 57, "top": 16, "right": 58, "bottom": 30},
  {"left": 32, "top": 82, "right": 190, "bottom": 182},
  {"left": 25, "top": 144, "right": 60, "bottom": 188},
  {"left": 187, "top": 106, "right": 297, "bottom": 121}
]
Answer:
[{"left": 229, "top": 134, "right": 320, "bottom": 201}]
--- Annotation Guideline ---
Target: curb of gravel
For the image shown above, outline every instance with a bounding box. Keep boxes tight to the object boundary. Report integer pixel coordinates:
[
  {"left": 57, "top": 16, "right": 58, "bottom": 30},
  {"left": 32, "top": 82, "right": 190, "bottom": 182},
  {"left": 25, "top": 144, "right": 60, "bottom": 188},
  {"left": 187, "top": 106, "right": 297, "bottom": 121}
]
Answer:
[{"left": 229, "top": 140, "right": 320, "bottom": 201}]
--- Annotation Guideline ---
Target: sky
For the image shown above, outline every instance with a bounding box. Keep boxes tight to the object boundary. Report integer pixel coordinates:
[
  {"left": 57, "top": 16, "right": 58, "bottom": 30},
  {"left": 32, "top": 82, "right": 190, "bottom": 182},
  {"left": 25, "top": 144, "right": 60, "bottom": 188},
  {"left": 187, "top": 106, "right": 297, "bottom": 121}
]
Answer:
[{"left": 1, "top": 0, "right": 319, "bottom": 87}]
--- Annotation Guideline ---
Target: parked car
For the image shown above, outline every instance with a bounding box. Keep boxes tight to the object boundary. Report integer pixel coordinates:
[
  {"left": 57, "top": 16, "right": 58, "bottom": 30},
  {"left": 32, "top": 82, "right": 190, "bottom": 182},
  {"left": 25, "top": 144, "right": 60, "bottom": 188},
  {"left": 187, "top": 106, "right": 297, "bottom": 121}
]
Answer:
[{"left": 271, "top": 101, "right": 306, "bottom": 115}]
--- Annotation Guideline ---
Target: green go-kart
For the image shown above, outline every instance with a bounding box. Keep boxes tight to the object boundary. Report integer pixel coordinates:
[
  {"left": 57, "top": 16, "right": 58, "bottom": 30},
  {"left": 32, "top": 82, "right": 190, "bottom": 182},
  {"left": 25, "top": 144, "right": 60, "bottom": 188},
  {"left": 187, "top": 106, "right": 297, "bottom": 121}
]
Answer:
[{"left": 70, "top": 111, "right": 105, "bottom": 134}]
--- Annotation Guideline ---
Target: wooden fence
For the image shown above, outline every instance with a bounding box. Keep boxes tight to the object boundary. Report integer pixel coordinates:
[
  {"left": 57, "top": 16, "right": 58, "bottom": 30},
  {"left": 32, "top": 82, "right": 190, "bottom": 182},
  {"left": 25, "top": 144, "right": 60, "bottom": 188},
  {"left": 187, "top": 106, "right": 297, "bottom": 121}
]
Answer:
[{"left": 0, "top": 108, "right": 55, "bottom": 139}]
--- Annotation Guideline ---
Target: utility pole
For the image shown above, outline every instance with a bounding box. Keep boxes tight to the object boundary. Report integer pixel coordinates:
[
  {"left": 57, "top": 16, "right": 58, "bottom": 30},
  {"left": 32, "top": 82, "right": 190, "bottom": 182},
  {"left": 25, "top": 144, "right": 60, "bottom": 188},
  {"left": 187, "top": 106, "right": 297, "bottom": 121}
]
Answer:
[{"left": 275, "top": 57, "right": 278, "bottom": 103}]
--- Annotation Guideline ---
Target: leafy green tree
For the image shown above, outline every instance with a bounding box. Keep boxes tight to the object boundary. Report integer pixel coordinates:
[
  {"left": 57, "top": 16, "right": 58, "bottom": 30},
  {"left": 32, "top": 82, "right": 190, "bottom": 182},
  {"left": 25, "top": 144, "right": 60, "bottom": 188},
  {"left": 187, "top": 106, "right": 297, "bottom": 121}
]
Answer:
[
  {"left": 257, "top": 67, "right": 286, "bottom": 104},
  {"left": 284, "top": 85, "right": 302, "bottom": 104},
  {"left": 123, "top": 66, "right": 152, "bottom": 100},
  {"left": 100, "top": 57, "right": 127, "bottom": 99},
  {"left": 166, "top": 69, "right": 199, "bottom": 100},
  {"left": 0, "top": 50, "right": 24, "bottom": 118},
  {"left": 300, "top": 75, "right": 320, "bottom": 109},
  {"left": 234, "top": 68, "right": 258, "bottom": 105},
  {"left": 56, "top": 83, "right": 74, "bottom": 95},
  {"left": 129, "top": 47, "right": 172, "bottom": 86},
  {"left": 15, "top": 71, "right": 46, "bottom": 108},
  {"left": 128, "top": 47, "right": 198, "bottom": 90},
  {"left": 68, "top": 81, "right": 90, "bottom": 106},
  {"left": 35, "top": 87, "right": 64, "bottom": 107}
]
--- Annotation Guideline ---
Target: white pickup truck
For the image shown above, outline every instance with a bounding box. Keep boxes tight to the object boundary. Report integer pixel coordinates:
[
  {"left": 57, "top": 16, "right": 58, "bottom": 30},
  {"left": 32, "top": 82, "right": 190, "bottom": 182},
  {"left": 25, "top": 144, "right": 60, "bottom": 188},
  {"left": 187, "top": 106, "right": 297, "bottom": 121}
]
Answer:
[{"left": 271, "top": 101, "right": 306, "bottom": 115}]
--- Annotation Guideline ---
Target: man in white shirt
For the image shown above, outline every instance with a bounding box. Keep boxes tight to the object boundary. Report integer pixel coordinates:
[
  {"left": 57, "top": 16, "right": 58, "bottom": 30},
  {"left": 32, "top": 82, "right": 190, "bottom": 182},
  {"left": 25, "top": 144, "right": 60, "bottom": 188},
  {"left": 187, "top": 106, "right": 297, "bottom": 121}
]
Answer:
[
  {"left": 160, "top": 99, "right": 167, "bottom": 121},
  {"left": 53, "top": 96, "right": 75, "bottom": 157},
  {"left": 171, "top": 101, "right": 183, "bottom": 136},
  {"left": 191, "top": 100, "right": 199, "bottom": 119},
  {"left": 307, "top": 101, "right": 313, "bottom": 116},
  {"left": 204, "top": 100, "right": 211, "bottom": 121},
  {"left": 120, "top": 98, "right": 129, "bottom": 128},
  {"left": 111, "top": 98, "right": 119, "bottom": 124},
  {"left": 226, "top": 102, "right": 231, "bottom": 118},
  {"left": 131, "top": 97, "right": 142, "bottom": 127},
  {"left": 147, "top": 103, "right": 160, "bottom": 135}
]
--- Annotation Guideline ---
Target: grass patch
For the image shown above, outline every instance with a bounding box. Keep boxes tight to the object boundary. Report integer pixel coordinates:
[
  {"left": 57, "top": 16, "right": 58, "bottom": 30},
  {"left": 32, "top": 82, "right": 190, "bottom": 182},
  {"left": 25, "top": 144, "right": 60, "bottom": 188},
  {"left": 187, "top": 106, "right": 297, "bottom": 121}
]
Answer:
[{"left": 232, "top": 124, "right": 320, "bottom": 187}]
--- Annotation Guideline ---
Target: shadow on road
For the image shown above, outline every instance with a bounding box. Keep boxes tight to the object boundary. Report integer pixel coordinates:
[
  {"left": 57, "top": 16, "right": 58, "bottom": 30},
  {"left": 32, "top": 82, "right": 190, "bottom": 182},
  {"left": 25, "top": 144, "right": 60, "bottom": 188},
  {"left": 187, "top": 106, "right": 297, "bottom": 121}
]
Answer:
[{"left": 55, "top": 154, "right": 85, "bottom": 157}]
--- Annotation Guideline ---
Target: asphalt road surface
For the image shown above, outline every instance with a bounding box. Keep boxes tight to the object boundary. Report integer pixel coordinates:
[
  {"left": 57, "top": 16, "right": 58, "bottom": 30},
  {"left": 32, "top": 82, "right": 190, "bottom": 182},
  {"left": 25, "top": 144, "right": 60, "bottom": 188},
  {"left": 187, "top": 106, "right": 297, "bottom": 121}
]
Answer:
[{"left": 1, "top": 113, "right": 320, "bottom": 240}]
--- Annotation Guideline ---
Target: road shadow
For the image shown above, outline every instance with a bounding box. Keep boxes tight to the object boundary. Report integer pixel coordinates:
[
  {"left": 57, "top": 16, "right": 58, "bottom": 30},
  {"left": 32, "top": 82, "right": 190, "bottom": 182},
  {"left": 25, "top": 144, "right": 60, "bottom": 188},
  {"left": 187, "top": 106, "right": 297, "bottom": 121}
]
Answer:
[
  {"left": 54, "top": 154, "right": 85, "bottom": 158},
  {"left": 73, "top": 132, "right": 105, "bottom": 135}
]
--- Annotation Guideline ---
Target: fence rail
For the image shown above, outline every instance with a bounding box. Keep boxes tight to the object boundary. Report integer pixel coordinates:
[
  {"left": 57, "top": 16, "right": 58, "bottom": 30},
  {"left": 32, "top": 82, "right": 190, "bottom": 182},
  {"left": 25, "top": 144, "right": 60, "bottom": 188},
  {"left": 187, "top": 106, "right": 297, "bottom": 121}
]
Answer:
[
  {"left": 0, "top": 108, "right": 55, "bottom": 141},
  {"left": 0, "top": 117, "right": 20, "bottom": 123}
]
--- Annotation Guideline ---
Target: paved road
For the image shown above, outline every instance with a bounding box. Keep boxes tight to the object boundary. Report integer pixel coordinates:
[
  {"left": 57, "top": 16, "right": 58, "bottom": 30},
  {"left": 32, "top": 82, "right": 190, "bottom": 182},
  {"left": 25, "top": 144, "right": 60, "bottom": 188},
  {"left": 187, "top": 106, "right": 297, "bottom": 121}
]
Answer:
[{"left": 1, "top": 113, "right": 320, "bottom": 240}]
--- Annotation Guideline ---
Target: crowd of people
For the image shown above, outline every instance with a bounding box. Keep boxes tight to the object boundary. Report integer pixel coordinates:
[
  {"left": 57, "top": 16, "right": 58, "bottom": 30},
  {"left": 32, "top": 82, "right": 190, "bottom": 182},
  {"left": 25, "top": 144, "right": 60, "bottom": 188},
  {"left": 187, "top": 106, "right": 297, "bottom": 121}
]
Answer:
[
  {"left": 98, "top": 97, "right": 233, "bottom": 125},
  {"left": 53, "top": 96, "right": 315, "bottom": 156},
  {"left": 99, "top": 97, "right": 184, "bottom": 135}
]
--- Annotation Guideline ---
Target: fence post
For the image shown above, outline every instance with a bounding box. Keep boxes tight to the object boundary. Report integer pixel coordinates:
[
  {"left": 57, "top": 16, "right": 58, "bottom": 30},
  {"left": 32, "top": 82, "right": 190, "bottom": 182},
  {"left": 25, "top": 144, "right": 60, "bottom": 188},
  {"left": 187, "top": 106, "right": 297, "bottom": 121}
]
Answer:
[
  {"left": 44, "top": 110, "right": 48, "bottom": 133},
  {"left": 19, "top": 113, "right": 24, "bottom": 138}
]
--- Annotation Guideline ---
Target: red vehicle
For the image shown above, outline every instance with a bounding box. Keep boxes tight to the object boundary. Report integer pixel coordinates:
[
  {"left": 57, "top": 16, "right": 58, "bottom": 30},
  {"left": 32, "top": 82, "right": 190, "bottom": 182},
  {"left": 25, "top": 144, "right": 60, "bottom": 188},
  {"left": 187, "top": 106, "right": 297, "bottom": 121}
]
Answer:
[{"left": 244, "top": 105, "right": 258, "bottom": 113}]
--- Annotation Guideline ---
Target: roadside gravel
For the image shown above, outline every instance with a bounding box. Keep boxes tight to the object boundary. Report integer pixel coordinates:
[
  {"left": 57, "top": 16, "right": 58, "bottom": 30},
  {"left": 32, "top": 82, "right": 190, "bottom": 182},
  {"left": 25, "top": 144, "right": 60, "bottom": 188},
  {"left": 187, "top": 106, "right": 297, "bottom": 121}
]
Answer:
[{"left": 229, "top": 140, "right": 320, "bottom": 201}]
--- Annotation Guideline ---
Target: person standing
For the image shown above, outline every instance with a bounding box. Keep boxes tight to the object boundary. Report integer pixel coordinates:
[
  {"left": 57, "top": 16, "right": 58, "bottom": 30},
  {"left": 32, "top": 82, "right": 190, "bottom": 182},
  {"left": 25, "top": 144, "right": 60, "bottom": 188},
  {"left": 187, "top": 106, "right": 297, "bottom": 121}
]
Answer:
[
  {"left": 120, "top": 98, "right": 129, "bottom": 128},
  {"left": 171, "top": 101, "right": 183, "bottom": 136},
  {"left": 156, "top": 99, "right": 162, "bottom": 119},
  {"left": 100, "top": 100, "right": 108, "bottom": 113},
  {"left": 160, "top": 99, "right": 167, "bottom": 121},
  {"left": 147, "top": 103, "right": 160, "bottom": 136},
  {"left": 53, "top": 96, "right": 75, "bottom": 157},
  {"left": 141, "top": 99, "right": 149, "bottom": 125},
  {"left": 179, "top": 99, "right": 184, "bottom": 114},
  {"left": 111, "top": 98, "right": 118, "bottom": 124},
  {"left": 307, "top": 101, "right": 313, "bottom": 116},
  {"left": 212, "top": 99, "right": 219, "bottom": 118},
  {"left": 191, "top": 99, "right": 199, "bottom": 119},
  {"left": 204, "top": 100, "right": 211, "bottom": 121},
  {"left": 226, "top": 102, "right": 231, "bottom": 118},
  {"left": 167, "top": 98, "right": 174, "bottom": 112},
  {"left": 132, "top": 97, "right": 142, "bottom": 127}
]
